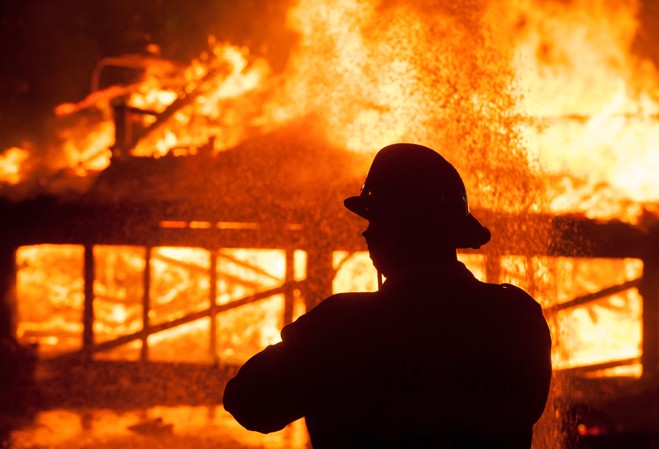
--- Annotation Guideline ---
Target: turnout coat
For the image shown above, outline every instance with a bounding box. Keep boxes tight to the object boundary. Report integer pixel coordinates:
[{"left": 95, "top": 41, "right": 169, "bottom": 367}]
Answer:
[{"left": 224, "top": 261, "right": 552, "bottom": 449}]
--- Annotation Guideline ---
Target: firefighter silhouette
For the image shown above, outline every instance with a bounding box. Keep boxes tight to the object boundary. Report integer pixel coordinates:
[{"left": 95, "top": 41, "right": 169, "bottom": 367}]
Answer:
[{"left": 224, "top": 143, "right": 552, "bottom": 449}]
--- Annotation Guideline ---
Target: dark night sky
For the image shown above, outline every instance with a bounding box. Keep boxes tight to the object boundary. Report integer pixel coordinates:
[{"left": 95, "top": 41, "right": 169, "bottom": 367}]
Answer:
[{"left": 0, "top": 0, "right": 294, "bottom": 148}]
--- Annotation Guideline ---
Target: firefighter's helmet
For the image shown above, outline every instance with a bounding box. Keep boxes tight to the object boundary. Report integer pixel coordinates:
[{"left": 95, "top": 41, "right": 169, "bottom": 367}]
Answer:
[{"left": 344, "top": 143, "right": 491, "bottom": 249}]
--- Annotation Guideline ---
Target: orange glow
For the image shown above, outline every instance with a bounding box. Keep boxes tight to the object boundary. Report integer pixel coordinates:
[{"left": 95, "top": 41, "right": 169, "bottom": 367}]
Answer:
[
  {"left": 6, "top": 0, "right": 659, "bottom": 391},
  {"left": 1, "top": 0, "right": 656, "bottom": 223},
  {"left": 488, "top": 0, "right": 659, "bottom": 221},
  {"left": 16, "top": 245, "right": 85, "bottom": 357},
  {"left": 10, "top": 406, "right": 308, "bottom": 449},
  {"left": 500, "top": 256, "right": 644, "bottom": 375},
  {"left": 0, "top": 147, "right": 29, "bottom": 185}
]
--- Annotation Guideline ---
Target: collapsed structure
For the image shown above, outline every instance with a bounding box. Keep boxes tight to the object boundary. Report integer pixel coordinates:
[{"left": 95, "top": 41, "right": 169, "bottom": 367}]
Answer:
[{"left": 1, "top": 1, "right": 659, "bottom": 443}]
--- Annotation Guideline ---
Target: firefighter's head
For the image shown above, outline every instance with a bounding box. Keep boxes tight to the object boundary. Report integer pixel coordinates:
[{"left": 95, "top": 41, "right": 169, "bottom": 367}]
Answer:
[{"left": 344, "top": 143, "right": 490, "bottom": 273}]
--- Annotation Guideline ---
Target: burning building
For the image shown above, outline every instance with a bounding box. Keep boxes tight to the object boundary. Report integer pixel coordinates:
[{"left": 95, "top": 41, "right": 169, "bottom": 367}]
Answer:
[{"left": 1, "top": 0, "right": 659, "bottom": 447}]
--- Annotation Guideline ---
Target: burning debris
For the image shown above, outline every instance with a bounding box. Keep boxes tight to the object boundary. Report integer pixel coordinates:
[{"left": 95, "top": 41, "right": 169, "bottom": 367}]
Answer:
[{"left": 1, "top": 0, "right": 659, "bottom": 447}]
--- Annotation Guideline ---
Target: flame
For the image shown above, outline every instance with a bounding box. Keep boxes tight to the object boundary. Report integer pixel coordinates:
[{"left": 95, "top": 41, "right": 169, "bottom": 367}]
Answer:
[
  {"left": 0, "top": 0, "right": 656, "bottom": 220},
  {"left": 6, "top": 0, "right": 659, "bottom": 396},
  {"left": 16, "top": 245, "right": 298, "bottom": 363},
  {"left": 489, "top": 0, "right": 659, "bottom": 221},
  {"left": 0, "top": 147, "right": 30, "bottom": 185},
  {"left": 16, "top": 245, "right": 85, "bottom": 357},
  {"left": 129, "top": 44, "right": 271, "bottom": 157}
]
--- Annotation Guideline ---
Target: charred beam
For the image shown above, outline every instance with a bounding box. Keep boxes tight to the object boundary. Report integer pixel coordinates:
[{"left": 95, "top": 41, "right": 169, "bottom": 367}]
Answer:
[
  {"left": 127, "top": 64, "right": 229, "bottom": 152},
  {"left": 545, "top": 279, "right": 641, "bottom": 314},
  {"left": 283, "top": 250, "right": 295, "bottom": 326},
  {"left": 153, "top": 252, "right": 262, "bottom": 289},
  {"left": 83, "top": 245, "right": 95, "bottom": 360},
  {"left": 3, "top": 197, "right": 655, "bottom": 259},
  {"left": 141, "top": 247, "right": 151, "bottom": 362},
  {"left": 640, "top": 256, "right": 659, "bottom": 379},
  {"left": 0, "top": 244, "right": 17, "bottom": 339},
  {"left": 556, "top": 357, "right": 641, "bottom": 375},
  {"left": 55, "top": 282, "right": 300, "bottom": 360},
  {"left": 209, "top": 249, "right": 218, "bottom": 361}
]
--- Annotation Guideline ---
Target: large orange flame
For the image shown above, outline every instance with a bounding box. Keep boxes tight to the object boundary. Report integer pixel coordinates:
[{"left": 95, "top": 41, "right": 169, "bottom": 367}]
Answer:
[{"left": 5, "top": 0, "right": 658, "bottom": 395}]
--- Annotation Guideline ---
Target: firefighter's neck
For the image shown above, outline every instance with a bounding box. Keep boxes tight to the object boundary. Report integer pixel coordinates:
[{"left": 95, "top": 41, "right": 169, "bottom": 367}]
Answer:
[{"left": 381, "top": 246, "right": 458, "bottom": 279}]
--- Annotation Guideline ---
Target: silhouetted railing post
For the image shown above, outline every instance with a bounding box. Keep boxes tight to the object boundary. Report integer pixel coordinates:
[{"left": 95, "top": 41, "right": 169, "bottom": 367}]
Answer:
[
  {"left": 141, "top": 246, "right": 151, "bottom": 362},
  {"left": 0, "top": 244, "right": 17, "bottom": 340},
  {"left": 283, "top": 250, "right": 295, "bottom": 325},
  {"left": 83, "top": 244, "right": 94, "bottom": 361},
  {"left": 209, "top": 248, "right": 218, "bottom": 362},
  {"left": 485, "top": 254, "right": 501, "bottom": 284},
  {"left": 641, "top": 255, "right": 659, "bottom": 379},
  {"left": 305, "top": 246, "right": 333, "bottom": 311}
]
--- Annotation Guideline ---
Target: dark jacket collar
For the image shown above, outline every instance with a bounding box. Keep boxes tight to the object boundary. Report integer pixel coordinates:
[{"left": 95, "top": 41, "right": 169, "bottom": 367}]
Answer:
[{"left": 380, "top": 260, "right": 477, "bottom": 294}]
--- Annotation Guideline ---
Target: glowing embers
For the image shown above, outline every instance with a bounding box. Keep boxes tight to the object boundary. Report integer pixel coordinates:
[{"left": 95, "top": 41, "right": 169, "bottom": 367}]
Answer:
[
  {"left": 499, "top": 0, "right": 659, "bottom": 221},
  {"left": 216, "top": 249, "right": 306, "bottom": 364},
  {"left": 10, "top": 406, "right": 309, "bottom": 449},
  {"left": 158, "top": 221, "right": 263, "bottom": 230},
  {"left": 93, "top": 245, "right": 145, "bottom": 361},
  {"left": 501, "top": 256, "right": 643, "bottom": 376},
  {"left": 332, "top": 252, "right": 487, "bottom": 293},
  {"left": 148, "top": 318, "right": 211, "bottom": 363},
  {"left": 150, "top": 248, "right": 210, "bottom": 326},
  {"left": 553, "top": 289, "right": 641, "bottom": 371},
  {"left": 16, "top": 245, "right": 85, "bottom": 357},
  {"left": 0, "top": 147, "right": 29, "bottom": 185},
  {"left": 333, "top": 251, "right": 378, "bottom": 293},
  {"left": 13, "top": 244, "right": 645, "bottom": 378},
  {"left": 332, "top": 252, "right": 642, "bottom": 378},
  {"left": 15, "top": 245, "right": 306, "bottom": 364}
]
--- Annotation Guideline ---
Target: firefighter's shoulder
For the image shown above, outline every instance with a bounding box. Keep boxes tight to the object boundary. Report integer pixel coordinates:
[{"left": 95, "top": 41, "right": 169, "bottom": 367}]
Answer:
[
  {"left": 281, "top": 292, "right": 377, "bottom": 341},
  {"left": 476, "top": 281, "right": 543, "bottom": 316}
]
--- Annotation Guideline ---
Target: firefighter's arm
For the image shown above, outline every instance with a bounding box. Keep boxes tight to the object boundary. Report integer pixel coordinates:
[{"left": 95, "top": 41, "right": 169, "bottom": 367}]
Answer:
[
  {"left": 508, "top": 286, "right": 553, "bottom": 425},
  {"left": 491, "top": 285, "right": 552, "bottom": 427},
  {"left": 223, "top": 339, "right": 307, "bottom": 433},
  {"left": 223, "top": 299, "right": 334, "bottom": 433}
]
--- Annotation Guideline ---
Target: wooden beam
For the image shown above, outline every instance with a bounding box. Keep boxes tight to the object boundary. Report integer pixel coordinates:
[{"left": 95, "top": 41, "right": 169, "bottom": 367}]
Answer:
[
  {"left": 83, "top": 245, "right": 95, "bottom": 360},
  {"left": 0, "top": 245, "right": 17, "bottom": 339},
  {"left": 141, "top": 246, "right": 151, "bottom": 361},
  {"left": 55, "top": 282, "right": 299, "bottom": 360},
  {"left": 485, "top": 254, "right": 501, "bottom": 284},
  {"left": 304, "top": 246, "right": 334, "bottom": 310},
  {"left": 556, "top": 357, "right": 641, "bottom": 375},
  {"left": 209, "top": 249, "right": 218, "bottom": 362},
  {"left": 545, "top": 279, "right": 641, "bottom": 314},
  {"left": 641, "top": 256, "right": 659, "bottom": 379},
  {"left": 283, "top": 250, "right": 294, "bottom": 326},
  {"left": 153, "top": 252, "right": 263, "bottom": 289}
]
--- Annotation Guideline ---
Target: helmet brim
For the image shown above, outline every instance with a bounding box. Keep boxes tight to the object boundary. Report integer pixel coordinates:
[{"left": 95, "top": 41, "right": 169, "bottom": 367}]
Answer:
[
  {"left": 455, "top": 213, "right": 491, "bottom": 249},
  {"left": 344, "top": 196, "right": 369, "bottom": 219},
  {"left": 343, "top": 196, "right": 491, "bottom": 249}
]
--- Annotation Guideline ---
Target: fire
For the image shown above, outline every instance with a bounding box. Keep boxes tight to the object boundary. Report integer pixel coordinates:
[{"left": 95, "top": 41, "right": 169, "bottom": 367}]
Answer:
[
  {"left": 498, "top": 256, "right": 644, "bottom": 371},
  {"left": 5, "top": 0, "right": 659, "bottom": 410},
  {"left": 0, "top": 0, "right": 657, "bottom": 219},
  {"left": 16, "top": 245, "right": 85, "bottom": 356},
  {"left": 0, "top": 147, "right": 30, "bottom": 185},
  {"left": 129, "top": 43, "right": 272, "bottom": 158},
  {"left": 16, "top": 245, "right": 294, "bottom": 363},
  {"left": 490, "top": 0, "right": 659, "bottom": 221}
]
